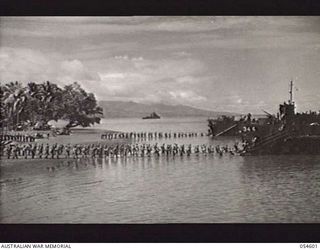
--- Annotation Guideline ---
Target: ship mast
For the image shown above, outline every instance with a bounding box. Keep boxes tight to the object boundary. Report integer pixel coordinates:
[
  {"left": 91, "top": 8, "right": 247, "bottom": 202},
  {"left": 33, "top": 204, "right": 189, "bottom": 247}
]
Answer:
[{"left": 289, "top": 80, "right": 294, "bottom": 104}]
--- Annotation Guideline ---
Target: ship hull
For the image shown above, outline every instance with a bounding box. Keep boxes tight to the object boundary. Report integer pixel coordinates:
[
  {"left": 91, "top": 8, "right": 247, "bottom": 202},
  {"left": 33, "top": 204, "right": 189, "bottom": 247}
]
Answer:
[{"left": 242, "top": 136, "right": 320, "bottom": 155}]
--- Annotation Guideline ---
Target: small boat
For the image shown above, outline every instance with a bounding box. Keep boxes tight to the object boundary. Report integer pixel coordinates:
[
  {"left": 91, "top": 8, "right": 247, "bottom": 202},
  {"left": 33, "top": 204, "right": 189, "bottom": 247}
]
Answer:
[{"left": 142, "top": 112, "right": 160, "bottom": 119}]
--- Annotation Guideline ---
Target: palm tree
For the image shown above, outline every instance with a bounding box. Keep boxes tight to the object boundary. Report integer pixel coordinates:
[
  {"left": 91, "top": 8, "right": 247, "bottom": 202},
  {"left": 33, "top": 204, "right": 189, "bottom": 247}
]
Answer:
[
  {"left": 1, "top": 81, "right": 102, "bottom": 130},
  {"left": 1, "top": 82, "right": 24, "bottom": 129},
  {"left": 12, "top": 88, "right": 28, "bottom": 126},
  {"left": 0, "top": 81, "right": 34, "bottom": 130}
]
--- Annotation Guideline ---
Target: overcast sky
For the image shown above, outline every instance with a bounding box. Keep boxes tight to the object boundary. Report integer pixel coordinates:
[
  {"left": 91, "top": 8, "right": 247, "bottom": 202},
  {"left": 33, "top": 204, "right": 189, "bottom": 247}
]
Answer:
[{"left": 1, "top": 16, "right": 319, "bottom": 113}]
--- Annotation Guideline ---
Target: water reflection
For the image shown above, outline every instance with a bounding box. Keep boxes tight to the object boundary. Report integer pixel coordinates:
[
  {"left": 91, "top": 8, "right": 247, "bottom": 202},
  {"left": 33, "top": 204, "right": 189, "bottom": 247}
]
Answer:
[
  {"left": 238, "top": 155, "right": 320, "bottom": 222},
  {"left": 54, "top": 154, "right": 202, "bottom": 170},
  {"left": 1, "top": 150, "right": 320, "bottom": 223}
]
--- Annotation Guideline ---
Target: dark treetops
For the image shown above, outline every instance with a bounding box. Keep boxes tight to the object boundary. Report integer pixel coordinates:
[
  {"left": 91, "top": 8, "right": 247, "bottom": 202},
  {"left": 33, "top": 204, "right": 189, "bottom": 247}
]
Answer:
[{"left": 0, "top": 81, "right": 103, "bottom": 129}]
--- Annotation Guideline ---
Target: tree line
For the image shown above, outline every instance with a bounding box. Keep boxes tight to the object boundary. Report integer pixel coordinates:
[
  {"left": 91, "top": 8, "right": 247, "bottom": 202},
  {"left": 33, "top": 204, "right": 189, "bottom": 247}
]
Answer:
[{"left": 0, "top": 81, "right": 103, "bottom": 130}]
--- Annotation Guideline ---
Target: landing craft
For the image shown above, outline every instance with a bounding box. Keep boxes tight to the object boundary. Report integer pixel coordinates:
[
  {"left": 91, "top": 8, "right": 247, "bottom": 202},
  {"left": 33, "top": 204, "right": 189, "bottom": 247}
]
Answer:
[
  {"left": 208, "top": 113, "right": 260, "bottom": 137},
  {"left": 239, "top": 81, "right": 320, "bottom": 155}
]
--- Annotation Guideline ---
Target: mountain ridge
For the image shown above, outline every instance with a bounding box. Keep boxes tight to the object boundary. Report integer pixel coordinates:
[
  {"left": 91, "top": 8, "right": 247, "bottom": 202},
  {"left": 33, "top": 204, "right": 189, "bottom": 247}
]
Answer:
[{"left": 98, "top": 100, "right": 239, "bottom": 118}]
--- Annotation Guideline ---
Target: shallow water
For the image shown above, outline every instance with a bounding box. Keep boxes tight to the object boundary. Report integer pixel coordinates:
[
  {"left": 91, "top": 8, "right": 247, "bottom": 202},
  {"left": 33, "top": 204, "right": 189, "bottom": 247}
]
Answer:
[{"left": 1, "top": 117, "right": 320, "bottom": 223}]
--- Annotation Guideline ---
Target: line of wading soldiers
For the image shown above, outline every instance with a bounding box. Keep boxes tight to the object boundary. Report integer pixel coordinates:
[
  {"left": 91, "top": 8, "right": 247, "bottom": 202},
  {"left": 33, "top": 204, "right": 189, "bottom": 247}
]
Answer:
[
  {"left": 1, "top": 142, "right": 241, "bottom": 160},
  {"left": 0, "top": 134, "right": 36, "bottom": 142},
  {"left": 101, "top": 131, "right": 206, "bottom": 140}
]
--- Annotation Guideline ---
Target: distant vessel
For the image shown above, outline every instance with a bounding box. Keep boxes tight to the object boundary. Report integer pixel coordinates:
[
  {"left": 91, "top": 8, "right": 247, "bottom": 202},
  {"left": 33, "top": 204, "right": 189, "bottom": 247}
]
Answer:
[{"left": 142, "top": 112, "right": 160, "bottom": 119}]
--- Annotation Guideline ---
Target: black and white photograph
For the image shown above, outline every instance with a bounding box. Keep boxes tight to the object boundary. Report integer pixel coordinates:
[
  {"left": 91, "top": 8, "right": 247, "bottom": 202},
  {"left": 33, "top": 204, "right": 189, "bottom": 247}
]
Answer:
[{"left": 0, "top": 16, "right": 320, "bottom": 225}]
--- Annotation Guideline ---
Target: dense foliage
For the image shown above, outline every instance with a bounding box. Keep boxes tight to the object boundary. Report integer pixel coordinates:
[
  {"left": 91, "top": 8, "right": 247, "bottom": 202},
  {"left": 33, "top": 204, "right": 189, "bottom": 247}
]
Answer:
[{"left": 0, "top": 81, "right": 103, "bottom": 129}]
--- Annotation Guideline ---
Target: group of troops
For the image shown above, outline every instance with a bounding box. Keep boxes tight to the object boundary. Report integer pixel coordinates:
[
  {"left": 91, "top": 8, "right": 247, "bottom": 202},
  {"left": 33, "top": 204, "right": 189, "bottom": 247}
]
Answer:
[
  {"left": 2, "top": 142, "right": 242, "bottom": 160},
  {"left": 0, "top": 133, "right": 36, "bottom": 143},
  {"left": 101, "top": 131, "right": 206, "bottom": 140}
]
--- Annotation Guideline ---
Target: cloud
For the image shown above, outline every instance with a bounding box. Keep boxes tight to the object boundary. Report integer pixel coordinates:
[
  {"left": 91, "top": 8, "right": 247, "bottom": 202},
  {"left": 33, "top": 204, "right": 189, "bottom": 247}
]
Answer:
[
  {"left": 1, "top": 17, "right": 320, "bottom": 113},
  {"left": 60, "top": 59, "right": 99, "bottom": 81},
  {"left": 0, "top": 47, "right": 53, "bottom": 83},
  {"left": 3, "top": 45, "right": 317, "bottom": 113},
  {"left": 169, "top": 90, "right": 206, "bottom": 102},
  {"left": 114, "top": 55, "right": 129, "bottom": 60},
  {"left": 2, "top": 17, "right": 319, "bottom": 62},
  {"left": 0, "top": 47, "right": 209, "bottom": 107},
  {"left": 0, "top": 17, "right": 254, "bottom": 38},
  {"left": 66, "top": 54, "right": 212, "bottom": 108},
  {"left": 0, "top": 47, "right": 99, "bottom": 88},
  {"left": 114, "top": 55, "right": 144, "bottom": 61},
  {"left": 172, "top": 51, "right": 192, "bottom": 57},
  {"left": 92, "top": 56, "right": 208, "bottom": 104},
  {"left": 3, "top": 17, "right": 318, "bottom": 41},
  {"left": 153, "top": 30, "right": 320, "bottom": 51}
]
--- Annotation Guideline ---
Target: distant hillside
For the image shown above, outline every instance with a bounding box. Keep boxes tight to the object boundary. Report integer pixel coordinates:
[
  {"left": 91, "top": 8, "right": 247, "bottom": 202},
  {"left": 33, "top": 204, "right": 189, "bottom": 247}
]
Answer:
[{"left": 98, "top": 101, "right": 239, "bottom": 118}]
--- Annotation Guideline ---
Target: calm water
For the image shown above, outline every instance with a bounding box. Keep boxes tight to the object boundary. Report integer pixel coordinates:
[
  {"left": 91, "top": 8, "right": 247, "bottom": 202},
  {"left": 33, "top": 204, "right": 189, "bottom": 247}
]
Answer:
[{"left": 1, "top": 117, "right": 320, "bottom": 223}]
